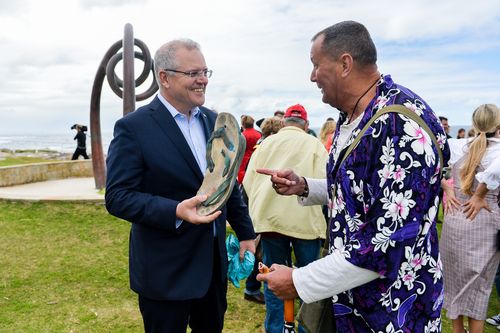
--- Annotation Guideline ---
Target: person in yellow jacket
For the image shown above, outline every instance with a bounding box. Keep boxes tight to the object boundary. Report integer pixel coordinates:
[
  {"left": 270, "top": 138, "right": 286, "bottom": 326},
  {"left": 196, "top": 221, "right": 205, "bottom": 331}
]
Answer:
[{"left": 242, "top": 103, "right": 328, "bottom": 333}]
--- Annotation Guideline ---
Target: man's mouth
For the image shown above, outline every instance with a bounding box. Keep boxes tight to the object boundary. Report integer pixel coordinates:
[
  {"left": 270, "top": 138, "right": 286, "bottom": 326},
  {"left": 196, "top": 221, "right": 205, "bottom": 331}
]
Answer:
[{"left": 193, "top": 87, "right": 205, "bottom": 93}]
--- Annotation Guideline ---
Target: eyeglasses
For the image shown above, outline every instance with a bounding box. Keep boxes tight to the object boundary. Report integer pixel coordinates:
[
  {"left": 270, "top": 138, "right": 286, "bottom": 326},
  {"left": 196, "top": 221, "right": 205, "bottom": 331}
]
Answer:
[{"left": 164, "top": 68, "right": 213, "bottom": 78}]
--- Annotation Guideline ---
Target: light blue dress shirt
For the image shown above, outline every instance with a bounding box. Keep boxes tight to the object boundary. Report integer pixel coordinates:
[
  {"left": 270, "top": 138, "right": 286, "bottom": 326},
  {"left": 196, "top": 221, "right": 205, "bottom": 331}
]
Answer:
[
  {"left": 158, "top": 94, "right": 207, "bottom": 173},
  {"left": 157, "top": 94, "right": 215, "bottom": 233}
]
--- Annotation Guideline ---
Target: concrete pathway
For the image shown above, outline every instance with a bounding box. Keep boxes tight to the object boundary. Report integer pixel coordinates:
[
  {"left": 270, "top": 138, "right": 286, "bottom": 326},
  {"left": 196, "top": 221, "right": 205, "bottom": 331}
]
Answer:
[{"left": 0, "top": 177, "right": 104, "bottom": 202}]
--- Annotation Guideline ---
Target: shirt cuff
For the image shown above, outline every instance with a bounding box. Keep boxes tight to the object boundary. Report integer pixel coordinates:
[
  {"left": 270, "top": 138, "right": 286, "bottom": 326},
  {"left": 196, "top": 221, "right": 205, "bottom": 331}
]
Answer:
[
  {"left": 292, "top": 250, "right": 380, "bottom": 303},
  {"left": 297, "top": 178, "right": 328, "bottom": 206}
]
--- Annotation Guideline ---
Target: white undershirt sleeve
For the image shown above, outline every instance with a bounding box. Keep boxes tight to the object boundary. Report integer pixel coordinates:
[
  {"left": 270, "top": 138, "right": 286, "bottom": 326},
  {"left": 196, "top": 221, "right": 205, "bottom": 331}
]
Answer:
[
  {"left": 297, "top": 178, "right": 328, "bottom": 206},
  {"left": 292, "top": 250, "right": 381, "bottom": 304}
]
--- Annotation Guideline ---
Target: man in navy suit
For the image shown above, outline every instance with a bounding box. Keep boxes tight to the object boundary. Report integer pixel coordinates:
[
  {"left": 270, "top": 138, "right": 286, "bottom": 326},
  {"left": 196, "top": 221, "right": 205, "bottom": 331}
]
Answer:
[{"left": 105, "top": 38, "right": 256, "bottom": 333}]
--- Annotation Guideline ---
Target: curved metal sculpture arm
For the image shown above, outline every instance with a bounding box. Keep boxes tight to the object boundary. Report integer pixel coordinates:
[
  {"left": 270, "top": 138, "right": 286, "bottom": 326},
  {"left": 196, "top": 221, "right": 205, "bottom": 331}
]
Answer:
[{"left": 90, "top": 24, "right": 158, "bottom": 189}]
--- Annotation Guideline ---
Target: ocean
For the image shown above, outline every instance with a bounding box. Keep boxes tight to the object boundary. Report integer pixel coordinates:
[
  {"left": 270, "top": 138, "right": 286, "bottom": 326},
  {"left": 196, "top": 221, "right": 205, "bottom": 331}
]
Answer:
[
  {"left": 0, "top": 124, "right": 470, "bottom": 154},
  {"left": 0, "top": 131, "right": 114, "bottom": 154}
]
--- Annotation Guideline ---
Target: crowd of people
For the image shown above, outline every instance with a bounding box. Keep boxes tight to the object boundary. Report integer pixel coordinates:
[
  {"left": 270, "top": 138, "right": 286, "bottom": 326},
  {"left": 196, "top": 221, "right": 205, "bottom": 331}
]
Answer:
[{"left": 104, "top": 20, "right": 499, "bottom": 333}]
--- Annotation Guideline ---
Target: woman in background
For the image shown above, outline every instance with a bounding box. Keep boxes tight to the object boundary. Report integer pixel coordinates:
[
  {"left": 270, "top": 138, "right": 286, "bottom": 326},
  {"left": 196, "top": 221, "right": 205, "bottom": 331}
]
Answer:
[
  {"left": 258, "top": 116, "right": 284, "bottom": 145},
  {"left": 238, "top": 115, "right": 262, "bottom": 184},
  {"left": 440, "top": 104, "right": 500, "bottom": 333},
  {"left": 319, "top": 118, "right": 336, "bottom": 151}
]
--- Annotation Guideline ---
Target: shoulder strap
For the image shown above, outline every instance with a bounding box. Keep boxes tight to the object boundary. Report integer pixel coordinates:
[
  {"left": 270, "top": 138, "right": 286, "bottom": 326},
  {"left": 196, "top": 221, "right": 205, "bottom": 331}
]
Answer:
[
  {"left": 340, "top": 104, "right": 444, "bottom": 171},
  {"left": 323, "top": 105, "right": 444, "bottom": 252}
]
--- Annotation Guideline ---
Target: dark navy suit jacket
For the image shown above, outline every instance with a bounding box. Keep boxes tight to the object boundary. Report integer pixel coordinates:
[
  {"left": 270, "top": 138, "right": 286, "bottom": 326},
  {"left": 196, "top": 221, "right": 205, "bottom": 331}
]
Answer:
[{"left": 105, "top": 96, "right": 255, "bottom": 300}]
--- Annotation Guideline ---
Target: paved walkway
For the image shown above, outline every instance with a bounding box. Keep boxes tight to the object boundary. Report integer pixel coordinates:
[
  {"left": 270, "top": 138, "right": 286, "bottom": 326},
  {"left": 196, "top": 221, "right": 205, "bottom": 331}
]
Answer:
[{"left": 0, "top": 177, "right": 104, "bottom": 202}]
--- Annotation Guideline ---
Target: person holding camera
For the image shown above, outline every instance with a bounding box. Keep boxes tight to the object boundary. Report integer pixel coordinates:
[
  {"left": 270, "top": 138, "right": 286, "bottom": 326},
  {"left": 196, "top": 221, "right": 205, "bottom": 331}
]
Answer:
[{"left": 71, "top": 124, "right": 89, "bottom": 160}]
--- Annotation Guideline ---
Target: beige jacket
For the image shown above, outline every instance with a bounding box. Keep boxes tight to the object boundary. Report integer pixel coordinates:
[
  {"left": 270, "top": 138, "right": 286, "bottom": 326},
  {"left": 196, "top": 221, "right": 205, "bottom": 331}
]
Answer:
[{"left": 242, "top": 126, "right": 328, "bottom": 239}]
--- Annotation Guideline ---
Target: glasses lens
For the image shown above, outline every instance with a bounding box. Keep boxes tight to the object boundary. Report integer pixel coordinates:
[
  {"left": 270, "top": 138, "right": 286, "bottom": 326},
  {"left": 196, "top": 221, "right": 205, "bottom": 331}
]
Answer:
[{"left": 182, "top": 69, "right": 212, "bottom": 78}]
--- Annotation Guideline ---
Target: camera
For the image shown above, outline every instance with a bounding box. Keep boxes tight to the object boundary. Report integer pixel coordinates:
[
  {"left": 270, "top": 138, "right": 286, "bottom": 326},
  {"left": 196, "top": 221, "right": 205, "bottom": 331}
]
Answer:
[{"left": 71, "top": 124, "right": 88, "bottom": 132}]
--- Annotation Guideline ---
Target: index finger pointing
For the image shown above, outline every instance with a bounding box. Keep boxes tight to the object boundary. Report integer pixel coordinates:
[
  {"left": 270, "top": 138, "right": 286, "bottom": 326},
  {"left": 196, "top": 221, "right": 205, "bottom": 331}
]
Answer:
[{"left": 256, "top": 168, "right": 276, "bottom": 176}]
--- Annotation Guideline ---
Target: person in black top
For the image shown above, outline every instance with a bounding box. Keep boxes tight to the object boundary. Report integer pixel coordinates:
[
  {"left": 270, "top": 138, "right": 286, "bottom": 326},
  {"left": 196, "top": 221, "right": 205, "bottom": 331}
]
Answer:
[{"left": 71, "top": 124, "right": 89, "bottom": 160}]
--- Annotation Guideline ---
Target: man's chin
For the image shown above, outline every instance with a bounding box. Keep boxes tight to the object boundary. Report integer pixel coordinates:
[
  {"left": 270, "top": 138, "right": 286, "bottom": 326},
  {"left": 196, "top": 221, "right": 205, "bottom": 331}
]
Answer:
[
  {"left": 192, "top": 97, "right": 205, "bottom": 107},
  {"left": 322, "top": 95, "right": 330, "bottom": 105}
]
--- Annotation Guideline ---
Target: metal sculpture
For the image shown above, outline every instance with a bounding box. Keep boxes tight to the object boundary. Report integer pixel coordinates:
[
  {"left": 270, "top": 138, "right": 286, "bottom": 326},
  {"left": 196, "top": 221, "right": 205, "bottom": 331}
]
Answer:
[{"left": 89, "top": 23, "right": 158, "bottom": 189}]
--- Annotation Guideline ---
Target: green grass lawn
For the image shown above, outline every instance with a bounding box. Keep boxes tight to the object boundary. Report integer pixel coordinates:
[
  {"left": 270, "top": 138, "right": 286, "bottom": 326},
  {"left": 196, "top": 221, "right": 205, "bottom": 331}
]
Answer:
[
  {"left": 0, "top": 201, "right": 498, "bottom": 332},
  {"left": 0, "top": 149, "right": 69, "bottom": 167},
  {"left": 0, "top": 156, "right": 55, "bottom": 167}
]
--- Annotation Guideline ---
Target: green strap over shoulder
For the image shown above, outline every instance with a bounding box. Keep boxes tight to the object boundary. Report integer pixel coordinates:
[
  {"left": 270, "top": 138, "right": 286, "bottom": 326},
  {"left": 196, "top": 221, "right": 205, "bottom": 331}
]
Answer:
[{"left": 340, "top": 104, "right": 444, "bottom": 171}]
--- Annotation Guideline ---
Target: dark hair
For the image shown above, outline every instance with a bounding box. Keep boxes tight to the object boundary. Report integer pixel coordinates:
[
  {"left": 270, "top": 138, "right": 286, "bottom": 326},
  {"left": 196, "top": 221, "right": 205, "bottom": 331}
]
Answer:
[
  {"left": 313, "top": 21, "right": 377, "bottom": 66},
  {"left": 438, "top": 116, "right": 448, "bottom": 122},
  {"left": 71, "top": 124, "right": 88, "bottom": 132}
]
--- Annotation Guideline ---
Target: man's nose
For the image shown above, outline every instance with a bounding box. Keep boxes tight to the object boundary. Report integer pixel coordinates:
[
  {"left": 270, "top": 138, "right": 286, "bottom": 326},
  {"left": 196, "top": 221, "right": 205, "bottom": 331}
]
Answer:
[
  {"left": 196, "top": 76, "right": 209, "bottom": 84},
  {"left": 310, "top": 70, "right": 316, "bottom": 82}
]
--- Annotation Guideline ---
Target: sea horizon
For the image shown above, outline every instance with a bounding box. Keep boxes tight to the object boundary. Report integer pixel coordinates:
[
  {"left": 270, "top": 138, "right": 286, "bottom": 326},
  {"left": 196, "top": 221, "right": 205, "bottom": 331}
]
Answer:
[
  {"left": 0, "top": 131, "right": 114, "bottom": 154},
  {"left": 0, "top": 125, "right": 471, "bottom": 154}
]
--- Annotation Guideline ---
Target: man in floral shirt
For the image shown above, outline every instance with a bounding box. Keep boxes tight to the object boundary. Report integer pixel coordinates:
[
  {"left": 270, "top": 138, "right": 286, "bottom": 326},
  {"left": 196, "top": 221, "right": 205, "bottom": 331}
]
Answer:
[{"left": 257, "top": 21, "right": 450, "bottom": 332}]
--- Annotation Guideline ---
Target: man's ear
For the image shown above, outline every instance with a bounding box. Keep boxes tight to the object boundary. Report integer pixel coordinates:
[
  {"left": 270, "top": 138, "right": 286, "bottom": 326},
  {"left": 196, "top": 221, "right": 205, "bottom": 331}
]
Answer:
[
  {"left": 159, "top": 71, "right": 170, "bottom": 88},
  {"left": 339, "top": 53, "right": 353, "bottom": 78}
]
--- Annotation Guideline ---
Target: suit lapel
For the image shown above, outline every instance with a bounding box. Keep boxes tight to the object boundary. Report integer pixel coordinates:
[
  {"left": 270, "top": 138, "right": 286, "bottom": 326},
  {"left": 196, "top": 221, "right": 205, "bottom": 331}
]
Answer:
[
  {"left": 149, "top": 97, "right": 204, "bottom": 181},
  {"left": 198, "top": 106, "right": 215, "bottom": 142}
]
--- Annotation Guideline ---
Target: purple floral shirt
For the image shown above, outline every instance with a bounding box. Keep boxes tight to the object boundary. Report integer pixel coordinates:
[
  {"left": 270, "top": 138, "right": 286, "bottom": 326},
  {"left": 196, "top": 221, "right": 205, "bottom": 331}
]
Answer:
[{"left": 327, "top": 75, "right": 450, "bottom": 332}]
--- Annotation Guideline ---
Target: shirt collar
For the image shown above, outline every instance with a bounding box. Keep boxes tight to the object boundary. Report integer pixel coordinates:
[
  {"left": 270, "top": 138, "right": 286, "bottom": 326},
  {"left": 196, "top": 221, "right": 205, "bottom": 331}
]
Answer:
[
  {"left": 157, "top": 93, "right": 200, "bottom": 119},
  {"left": 280, "top": 125, "right": 306, "bottom": 133}
]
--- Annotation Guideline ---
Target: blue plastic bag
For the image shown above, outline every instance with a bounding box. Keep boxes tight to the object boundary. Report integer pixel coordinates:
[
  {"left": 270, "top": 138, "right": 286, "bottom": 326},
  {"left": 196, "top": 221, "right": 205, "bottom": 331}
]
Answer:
[{"left": 225, "top": 234, "right": 255, "bottom": 288}]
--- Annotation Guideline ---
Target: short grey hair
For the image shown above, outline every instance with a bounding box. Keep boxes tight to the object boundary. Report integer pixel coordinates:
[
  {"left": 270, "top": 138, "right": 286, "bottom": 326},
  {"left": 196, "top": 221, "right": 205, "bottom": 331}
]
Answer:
[
  {"left": 284, "top": 117, "right": 306, "bottom": 129},
  {"left": 153, "top": 38, "right": 201, "bottom": 84},
  {"left": 312, "top": 20, "right": 377, "bottom": 66}
]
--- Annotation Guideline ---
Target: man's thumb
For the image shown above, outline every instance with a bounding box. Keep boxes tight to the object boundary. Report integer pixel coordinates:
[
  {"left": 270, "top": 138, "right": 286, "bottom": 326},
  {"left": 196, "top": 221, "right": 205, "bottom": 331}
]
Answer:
[{"left": 193, "top": 194, "right": 208, "bottom": 205}]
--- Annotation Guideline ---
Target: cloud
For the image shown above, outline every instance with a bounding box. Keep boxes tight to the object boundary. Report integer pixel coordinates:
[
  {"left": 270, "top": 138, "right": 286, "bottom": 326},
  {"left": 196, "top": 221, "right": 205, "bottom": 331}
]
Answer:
[
  {"left": 0, "top": 0, "right": 29, "bottom": 14},
  {"left": 0, "top": 0, "right": 499, "bottom": 135},
  {"left": 78, "top": 0, "right": 140, "bottom": 10}
]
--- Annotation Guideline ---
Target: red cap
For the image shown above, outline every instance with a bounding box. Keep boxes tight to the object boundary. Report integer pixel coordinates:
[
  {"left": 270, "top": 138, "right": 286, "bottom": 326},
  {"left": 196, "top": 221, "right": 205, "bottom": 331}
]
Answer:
[{"left": 284, "top": 104, "right": 308, "bottom": 121}]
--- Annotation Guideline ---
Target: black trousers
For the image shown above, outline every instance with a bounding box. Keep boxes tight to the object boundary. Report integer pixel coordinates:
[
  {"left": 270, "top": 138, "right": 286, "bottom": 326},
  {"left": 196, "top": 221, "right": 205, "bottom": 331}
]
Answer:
[
  {"left": 138, "top": 241, "right": 227, "bottom": 333},
  {"left": 71, "top": 148, "right": 89, "bottom": 160}
]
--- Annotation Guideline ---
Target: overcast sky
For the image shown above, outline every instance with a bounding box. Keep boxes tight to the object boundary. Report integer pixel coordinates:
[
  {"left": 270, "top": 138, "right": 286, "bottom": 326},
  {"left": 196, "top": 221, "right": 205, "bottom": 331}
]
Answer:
[{"left": 1, "top": 0, "right": 499, "bottom": 135}]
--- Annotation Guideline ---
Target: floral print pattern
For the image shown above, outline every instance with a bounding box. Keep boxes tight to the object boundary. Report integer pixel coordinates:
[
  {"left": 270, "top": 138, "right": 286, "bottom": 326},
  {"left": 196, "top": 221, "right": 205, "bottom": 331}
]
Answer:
[{"left": 326, "top": 75, "right": 450, "bottom": 332}]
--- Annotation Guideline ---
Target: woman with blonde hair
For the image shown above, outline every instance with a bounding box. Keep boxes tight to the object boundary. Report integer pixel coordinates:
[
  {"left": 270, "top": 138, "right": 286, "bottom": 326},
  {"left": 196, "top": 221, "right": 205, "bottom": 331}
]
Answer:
[
  {"left": 440, "top": 103, "right": 500, "bottom": 333},
  {"left": 319, "top": 118, "right": 336, "bottom": 151}
]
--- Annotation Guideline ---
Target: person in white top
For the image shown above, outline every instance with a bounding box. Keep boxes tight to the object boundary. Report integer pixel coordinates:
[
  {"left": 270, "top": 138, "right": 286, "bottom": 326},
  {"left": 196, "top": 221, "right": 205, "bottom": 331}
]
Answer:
[
  {"left": 439, "top": 104, "right": 500, "bottom": 333},
  {"left": 443, "top": 109, "right": 500, "bottom": 219}
]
